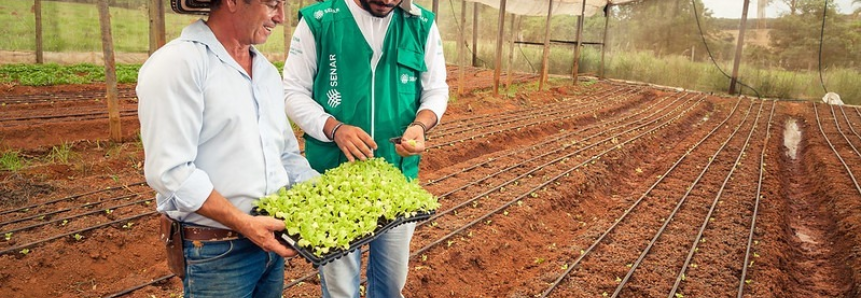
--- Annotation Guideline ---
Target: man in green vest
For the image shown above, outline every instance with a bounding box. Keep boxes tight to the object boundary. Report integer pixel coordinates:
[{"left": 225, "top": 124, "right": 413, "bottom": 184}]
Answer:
[{"left": 282, "top": 0, "right": 448, "bottom": 296}]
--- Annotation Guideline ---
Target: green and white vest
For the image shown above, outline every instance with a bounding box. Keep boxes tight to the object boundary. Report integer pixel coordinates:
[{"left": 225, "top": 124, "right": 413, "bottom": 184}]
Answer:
[{"left": 300, "top": 0, "right": 434, "bottom": 179}]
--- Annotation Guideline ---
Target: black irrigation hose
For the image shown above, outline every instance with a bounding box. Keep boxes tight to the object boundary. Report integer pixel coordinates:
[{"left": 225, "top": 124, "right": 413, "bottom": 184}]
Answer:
[
  {"left": 426, "top": 88, "right": 679, "bottom": 187},
  {"left": 0, "top": 193, "right": 138, "bottom": 227},
  {"left": 282, "top": 88, "right": 697, "bottom": 292},
  {"left": 667, "top": 100, "right": 767, "bottom": 298},
  {"left": 0, "top": 110, "right": 138, "bottom": 125},
  {"left": 413, "top": 95, "right": 707, "bottom": 261},
  {"left": 830, "top": 105, "right": 861, "bottom": 158},
  {"left": 737, "top": 100, "right": 777, "bottom": 298},
  {"left": 102, "top": 274, "right": 175, "bottom": 298},
  {"left": 541, "top": 96, "right": 742, "bottom": 297},
  {"left": 813, "top": 102, "right": 861, "bottom": 198},
  {"left": 429, "top": 87, "right": 646, "bottom": 149},
  {"left": 429, "top": 89, "right": 626, "bottom": 141},
  {"left": 0, "top": 196, "right": 150, "bottom": 236},
  {"left": 838, "top": 106, "right": 861, "bottom": 140},
  {"left": 610, "top": 99, "right": 756, "bottom": 298},
  {"left": 0, "top": 211, "right": 157, "bottom": 256},
  {"left": 690, "top": 0, "right": 761, "bottom": 98},
  {"left": 0, "top": 181, "right": 147, "bottom": 216}
]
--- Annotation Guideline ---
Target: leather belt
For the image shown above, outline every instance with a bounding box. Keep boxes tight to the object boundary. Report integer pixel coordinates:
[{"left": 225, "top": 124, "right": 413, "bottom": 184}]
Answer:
[{"left": 182, "top": 225, "right": 244, "bottom": 241}]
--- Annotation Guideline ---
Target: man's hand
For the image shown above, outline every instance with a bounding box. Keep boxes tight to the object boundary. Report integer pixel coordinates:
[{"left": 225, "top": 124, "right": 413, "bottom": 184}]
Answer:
[
  {"left": 394, "top": 124, "right": 426, "bottom": 157},
  {"left": 236, "top": 215, "right": 297, "bottom": 257},
  {"left": 333, "top": 125, "right": 378, "bottom": 162}
]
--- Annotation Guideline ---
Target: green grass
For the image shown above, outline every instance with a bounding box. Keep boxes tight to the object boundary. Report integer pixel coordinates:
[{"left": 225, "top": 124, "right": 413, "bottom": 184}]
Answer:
[
  {"left": 1, "top": 150, "right": 26, "bottom": 171},
  {"left": 0, "top": 1, "right": 290, "bottom": 56},
  {"left": 0, "top": 63, "right": 139, "bottom": 85},
  {"left": 46, "top": 142, "right": 76, "bottom": 164}
]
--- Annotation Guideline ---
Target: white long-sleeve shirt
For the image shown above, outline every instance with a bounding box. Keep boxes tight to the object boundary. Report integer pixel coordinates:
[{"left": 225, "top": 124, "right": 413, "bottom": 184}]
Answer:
[
  {"left": 282, "top": 0, "right": 449, "bottom": 142},
  {"left": 137, "top": 20, "right": 319, "bottom": 228}
]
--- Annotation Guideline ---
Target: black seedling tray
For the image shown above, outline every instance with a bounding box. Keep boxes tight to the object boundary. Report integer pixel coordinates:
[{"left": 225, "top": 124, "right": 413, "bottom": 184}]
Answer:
[{"left": 252, "top": 207, "right": 434, "bottom": 267}]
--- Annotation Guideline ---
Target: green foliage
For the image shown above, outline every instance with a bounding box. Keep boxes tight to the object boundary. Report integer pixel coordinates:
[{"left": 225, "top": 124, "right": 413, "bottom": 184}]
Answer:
[
  {"left": 0, "top": 150, "right": 26, "bottom": 172},
  {"left": 769, "top": 1, "right": 861, "bottom": 71},
  {"left": 0, "top": 63, "right": 140, "bottom": 86},
  {"left": 47, "top": 142, "right": 77, "bottom": 164},
  {"left": 256, "top": 158, "right": 439, "bottom": 257}
]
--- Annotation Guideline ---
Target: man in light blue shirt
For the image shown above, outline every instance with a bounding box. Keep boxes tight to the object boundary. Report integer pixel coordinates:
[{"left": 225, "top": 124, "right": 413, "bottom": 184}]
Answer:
[{"left": 137, "top": 0, "right": 316, "bottom": 297}]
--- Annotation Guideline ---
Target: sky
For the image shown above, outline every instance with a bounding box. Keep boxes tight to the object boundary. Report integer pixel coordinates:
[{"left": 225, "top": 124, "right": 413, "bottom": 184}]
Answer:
[{"left": 700, "top": 0, "right": 858, "bottom": 18}]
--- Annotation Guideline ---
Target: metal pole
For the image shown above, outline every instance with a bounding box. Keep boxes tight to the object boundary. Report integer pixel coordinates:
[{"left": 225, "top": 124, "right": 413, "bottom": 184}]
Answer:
[
  {"left": 492, "top": 0, "right": 507, "bottom": 96},
  {"left": 472, "top": 3, "right": 479, "bottom": 66},
  {"left": 600, "top": 4, "right": 610, "bottom": 79},
  {"left": 539, "top": 0, "right": 554, "bottom": 91},
  {"left": 571, "top": 0, "right": 586, "bottom": 84},
  {"left": 97, "top": 0, "right": 122, "bottom": 141},
  {"left": 34, "top": 0, "right": 43, "bottom": 64},
  {"left": 729, "top": 0, "right": 752, "bottom": 95}
]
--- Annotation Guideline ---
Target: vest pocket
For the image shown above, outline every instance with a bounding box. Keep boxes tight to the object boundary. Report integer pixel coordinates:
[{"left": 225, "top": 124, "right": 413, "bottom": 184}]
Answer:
[{"left": 396, "top": 48, "right": 426, "bottom": 95}]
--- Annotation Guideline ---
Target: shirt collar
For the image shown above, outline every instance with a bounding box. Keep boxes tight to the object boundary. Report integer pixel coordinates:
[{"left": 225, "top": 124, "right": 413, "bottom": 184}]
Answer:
[{"left": 180, "top": 19, "right": 261, "bottom": 79}]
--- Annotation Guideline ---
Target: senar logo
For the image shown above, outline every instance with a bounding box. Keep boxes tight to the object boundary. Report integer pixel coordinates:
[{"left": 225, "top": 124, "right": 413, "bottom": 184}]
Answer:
[{"left": 327, "top": 89, "right": 341, "bottom": 108}]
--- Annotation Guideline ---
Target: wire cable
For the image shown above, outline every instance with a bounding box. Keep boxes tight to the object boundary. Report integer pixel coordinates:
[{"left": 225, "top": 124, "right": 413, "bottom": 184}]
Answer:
[
  {"left": 818, "top": 0, "right": 829, "bottom": 94},
  {"left": 447, "top": 0, "right": 488, "bottom": 67},
  {"left": 690, "top": 0, "right": 761, "bottom": 98}
]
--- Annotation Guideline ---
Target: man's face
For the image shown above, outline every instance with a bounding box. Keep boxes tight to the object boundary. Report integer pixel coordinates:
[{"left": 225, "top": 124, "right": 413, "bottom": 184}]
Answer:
[
  {"left": 358, "top": 0, "right": 403, "bottom": 17},
  {"left": 243, "top": 0, "right": 285, "bottom": 45}
]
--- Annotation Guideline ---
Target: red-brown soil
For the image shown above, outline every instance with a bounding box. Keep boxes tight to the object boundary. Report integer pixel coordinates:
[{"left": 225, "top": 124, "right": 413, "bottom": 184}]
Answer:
[{"left": 1, "top": 67, "right": 860, "bottom": 298}]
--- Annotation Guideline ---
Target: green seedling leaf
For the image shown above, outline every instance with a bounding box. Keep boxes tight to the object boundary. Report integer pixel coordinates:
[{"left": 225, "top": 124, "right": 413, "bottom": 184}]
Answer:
[{"left": 255, "top": 158, "right": 439, "bottom": 257}]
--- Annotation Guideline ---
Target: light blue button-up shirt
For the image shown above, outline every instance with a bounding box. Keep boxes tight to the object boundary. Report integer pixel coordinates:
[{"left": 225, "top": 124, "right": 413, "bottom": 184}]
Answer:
[{"left": 137, "top": 20, "right": 319, "bottom": 229}]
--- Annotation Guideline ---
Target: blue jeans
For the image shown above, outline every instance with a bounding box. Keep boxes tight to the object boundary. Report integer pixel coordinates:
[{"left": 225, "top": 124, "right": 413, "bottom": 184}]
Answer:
[
  {"left": 182, "top": 237, "right": 285, "bottom": 298},
  {"left": 320, "top": 222, "right": 416, "bottom": 298}
]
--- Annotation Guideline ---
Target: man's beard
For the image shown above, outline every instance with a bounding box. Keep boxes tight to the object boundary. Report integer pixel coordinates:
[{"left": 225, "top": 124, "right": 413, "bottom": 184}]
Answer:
[{"left": 358, "top": 0, "right": 404, "bottom": 17}]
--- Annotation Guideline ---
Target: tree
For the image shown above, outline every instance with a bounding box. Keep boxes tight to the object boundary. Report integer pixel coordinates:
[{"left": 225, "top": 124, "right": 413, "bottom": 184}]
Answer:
[
  {"left": 611, "top": 0, "right": 727, "bottom": 60},
  {"left": 769, "top": 0, "right": 861, "bottom": 70}
]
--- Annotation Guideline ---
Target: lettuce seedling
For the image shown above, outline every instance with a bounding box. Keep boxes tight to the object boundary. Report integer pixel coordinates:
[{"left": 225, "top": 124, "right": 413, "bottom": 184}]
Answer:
[{"left": 257, "top": 158, "right": 439, "bottom": 257}]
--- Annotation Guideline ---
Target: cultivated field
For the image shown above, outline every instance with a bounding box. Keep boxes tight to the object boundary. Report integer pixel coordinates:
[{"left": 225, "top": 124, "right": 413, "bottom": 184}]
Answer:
[{"left": 0, "top": 67, "right": 859, "bottom": 298}]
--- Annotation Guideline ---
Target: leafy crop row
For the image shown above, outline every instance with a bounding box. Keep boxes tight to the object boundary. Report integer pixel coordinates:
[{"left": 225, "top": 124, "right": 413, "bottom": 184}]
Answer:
[{"left": 256, "top": 158, "right": 439, "bottom": 256}]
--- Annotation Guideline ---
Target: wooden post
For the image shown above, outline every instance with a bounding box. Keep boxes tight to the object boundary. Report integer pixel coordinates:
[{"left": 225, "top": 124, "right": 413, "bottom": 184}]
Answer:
[
  {"left": 433, "top": 0, "right": 439, "bottom": 18},
  {"left": 458, "top": 0, "right": 466, "bottom": 96},
  {"left": 472, "top": 3, "right": 479, "bottom": 67},
  {"left": 729, "top": 0, "right": 751, "bottom": 95},
  {"left": 571, "top": 0, "right": 586, "bottom": 84},
  {"left": 97, "top": 0, "right": 122, "bottom": 142},
  {"left": 283, "top": 0, "right": 293, "bottom": 59},
  {"left": 538, "top": 0, "right": 554, "bottom": 91},
  {"left": 34, "top": 0, "right": 43, "bottom": 64},
  {"left": 148, "top": 0, "right": 166, "bottom": 55},
  {"left": 600, "top": 4, "right": 610, "bottom": 79},
  {"left": 505, "top": 14, "right": 517, "bottom": 88},
  {"left": 492, "top": 0, "right": 507, "bottom": 96}
]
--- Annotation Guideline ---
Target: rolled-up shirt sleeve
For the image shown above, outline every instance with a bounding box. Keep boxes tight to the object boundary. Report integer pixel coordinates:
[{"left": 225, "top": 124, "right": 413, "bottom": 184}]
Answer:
[
  {"left": 283, "top": 19, "right": 333, "bottom": 142},
  {"left": 137, "top": 46, "right": 214, "bottom": 214},
  {"left": 418, "top": 21, "right": 449, "bottom": 125}
]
